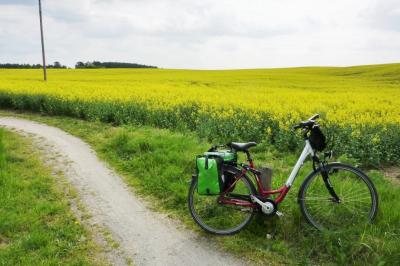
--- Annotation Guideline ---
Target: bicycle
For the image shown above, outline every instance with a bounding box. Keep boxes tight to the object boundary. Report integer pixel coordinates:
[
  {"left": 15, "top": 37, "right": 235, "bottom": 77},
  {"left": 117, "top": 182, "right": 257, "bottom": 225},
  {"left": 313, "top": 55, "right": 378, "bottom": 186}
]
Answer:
[{"left": 188, "top": 114, "right": 379, "bottom": 235}]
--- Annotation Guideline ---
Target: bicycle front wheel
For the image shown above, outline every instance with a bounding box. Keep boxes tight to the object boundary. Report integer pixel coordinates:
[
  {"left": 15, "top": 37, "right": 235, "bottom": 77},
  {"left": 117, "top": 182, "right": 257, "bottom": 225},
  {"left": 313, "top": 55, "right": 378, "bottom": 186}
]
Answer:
[
  {"left": 299, "top": 163, "right": 378, "bottom": 231},
  {"left": 188, "top": 174, "right": 256, "bottom": 235}
]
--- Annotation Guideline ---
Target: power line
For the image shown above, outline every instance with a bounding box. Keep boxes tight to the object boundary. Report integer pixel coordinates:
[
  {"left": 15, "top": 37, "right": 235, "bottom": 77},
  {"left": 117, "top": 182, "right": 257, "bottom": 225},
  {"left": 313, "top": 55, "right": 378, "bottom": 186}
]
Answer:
[{"left": 38, "top": 0, "right": 47, "bottom": 81}]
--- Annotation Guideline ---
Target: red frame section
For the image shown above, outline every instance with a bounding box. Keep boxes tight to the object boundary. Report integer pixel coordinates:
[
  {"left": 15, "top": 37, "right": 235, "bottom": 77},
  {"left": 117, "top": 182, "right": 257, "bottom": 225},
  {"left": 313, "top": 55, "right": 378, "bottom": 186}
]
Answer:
[{"left": 218, "top": 166, "right": 291, "bottom": 208}]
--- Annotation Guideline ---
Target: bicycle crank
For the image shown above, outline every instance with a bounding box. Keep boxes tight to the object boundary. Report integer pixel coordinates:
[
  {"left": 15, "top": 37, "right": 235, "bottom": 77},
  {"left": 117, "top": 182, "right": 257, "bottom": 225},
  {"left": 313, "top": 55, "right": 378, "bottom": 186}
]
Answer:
[{"left": 250, "top": 195, "right": 277, "bottom": 216}]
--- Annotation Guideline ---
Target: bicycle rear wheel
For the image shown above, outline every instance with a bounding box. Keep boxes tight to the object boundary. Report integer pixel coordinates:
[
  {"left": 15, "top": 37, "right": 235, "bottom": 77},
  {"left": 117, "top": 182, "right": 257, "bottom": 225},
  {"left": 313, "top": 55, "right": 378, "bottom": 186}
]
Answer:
[
  {"left": 299, "top": 163, "right": 378, "bottom": 231},
  {"left": 188, "top": 173, "right": 256, "bottom": 235}
]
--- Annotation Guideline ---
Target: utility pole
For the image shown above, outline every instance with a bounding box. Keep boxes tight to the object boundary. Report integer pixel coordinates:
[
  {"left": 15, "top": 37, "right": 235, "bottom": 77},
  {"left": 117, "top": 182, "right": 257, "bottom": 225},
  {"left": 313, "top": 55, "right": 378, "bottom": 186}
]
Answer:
[{"left": 38, "top": 0, "right": 47, "bottom": 81}]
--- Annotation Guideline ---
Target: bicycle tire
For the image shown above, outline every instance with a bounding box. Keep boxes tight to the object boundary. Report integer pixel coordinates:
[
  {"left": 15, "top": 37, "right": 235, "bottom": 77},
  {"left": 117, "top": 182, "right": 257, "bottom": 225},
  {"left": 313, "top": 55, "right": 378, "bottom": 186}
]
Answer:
[
  {"left": 298, "top": 162, "right": 378, "bottom": 231},
  {"left": 188, "top": 172, "right": 256, "bottom": 235}
]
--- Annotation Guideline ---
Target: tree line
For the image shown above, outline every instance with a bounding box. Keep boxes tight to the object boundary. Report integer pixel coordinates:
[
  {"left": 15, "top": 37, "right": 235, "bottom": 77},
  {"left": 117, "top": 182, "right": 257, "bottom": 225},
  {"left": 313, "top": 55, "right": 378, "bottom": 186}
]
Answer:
[
  {"left": 0, "top": 61, "right": 157, "bottom": 69},
  {"left": 0, "top": 62, "right": 66, "bottom": 69},
  {"left": 75, "top": 61, "right": 157, "bottom": 69}
]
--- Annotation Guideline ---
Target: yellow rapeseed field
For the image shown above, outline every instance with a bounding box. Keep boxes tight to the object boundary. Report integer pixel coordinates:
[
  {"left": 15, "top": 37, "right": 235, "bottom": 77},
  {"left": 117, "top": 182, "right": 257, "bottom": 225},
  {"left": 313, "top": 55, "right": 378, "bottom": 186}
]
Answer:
[{"left": 0, "top": 63, "right": 399, "bottom": 164}]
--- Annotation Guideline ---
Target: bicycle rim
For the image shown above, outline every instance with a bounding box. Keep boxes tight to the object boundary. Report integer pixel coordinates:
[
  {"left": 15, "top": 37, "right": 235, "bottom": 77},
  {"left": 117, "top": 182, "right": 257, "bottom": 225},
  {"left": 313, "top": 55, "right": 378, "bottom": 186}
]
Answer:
[
  {"left": 188, "top": 176, "right": 255, "bottom": 235},
  {"left": 300, "top": 164, "right": 378, "bottom": 231}
]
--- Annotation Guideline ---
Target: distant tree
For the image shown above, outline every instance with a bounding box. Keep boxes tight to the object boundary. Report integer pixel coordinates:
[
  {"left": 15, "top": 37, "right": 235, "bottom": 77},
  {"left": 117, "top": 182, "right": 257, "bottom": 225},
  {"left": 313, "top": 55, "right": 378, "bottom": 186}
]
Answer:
[
  {"left": 75, "top": 61, "right": 85, "bottom": 68},
  {"left": 92, "top": 61, "right": 102, "bottom": 68},
  {"left": 44, "top": 61, "right": 66, "bottom": 69},
  {"left": 53, "top": 61, "right": 62, "bottom": 68},
  {"left": 84, "top": 61, "right": 95, "bottom": 68}
]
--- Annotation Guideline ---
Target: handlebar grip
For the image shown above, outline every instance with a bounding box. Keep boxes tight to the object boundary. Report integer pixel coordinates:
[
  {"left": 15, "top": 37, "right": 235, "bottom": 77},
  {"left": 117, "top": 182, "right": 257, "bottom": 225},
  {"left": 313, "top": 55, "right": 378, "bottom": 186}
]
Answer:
[{"left": 308, "top": 114, "right": 320, "bottom": 121}]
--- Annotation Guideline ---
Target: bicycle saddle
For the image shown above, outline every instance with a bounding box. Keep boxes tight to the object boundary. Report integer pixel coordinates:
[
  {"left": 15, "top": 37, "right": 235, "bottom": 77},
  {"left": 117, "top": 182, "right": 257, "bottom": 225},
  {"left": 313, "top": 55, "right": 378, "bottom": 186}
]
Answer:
[{"left": 228, "top": 142, "right": 257, "bottom": 151}]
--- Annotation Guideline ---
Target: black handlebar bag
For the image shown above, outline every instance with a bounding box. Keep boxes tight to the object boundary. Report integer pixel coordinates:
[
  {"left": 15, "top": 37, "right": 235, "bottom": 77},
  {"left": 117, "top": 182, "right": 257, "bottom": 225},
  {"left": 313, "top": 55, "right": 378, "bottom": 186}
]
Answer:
[{"left": 309, "top": 126, "right": 326, "bottom": 151}]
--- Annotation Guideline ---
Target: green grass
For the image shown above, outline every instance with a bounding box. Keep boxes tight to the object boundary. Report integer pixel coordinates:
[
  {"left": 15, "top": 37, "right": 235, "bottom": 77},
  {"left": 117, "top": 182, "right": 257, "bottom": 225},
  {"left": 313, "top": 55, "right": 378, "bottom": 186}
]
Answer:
[
  {"left": 2, "top": 110, "right": 399, "bottom": 265},
  {"left": 0, "top": 127, "right": 102, "bottom": 265}
]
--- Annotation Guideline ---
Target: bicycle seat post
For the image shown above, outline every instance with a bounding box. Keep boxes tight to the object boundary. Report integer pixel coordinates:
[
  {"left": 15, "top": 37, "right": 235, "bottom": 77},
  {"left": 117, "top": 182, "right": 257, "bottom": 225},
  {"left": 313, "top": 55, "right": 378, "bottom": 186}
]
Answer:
[{"left": 245, "top": 150, "right": 254, "bottom": 168}]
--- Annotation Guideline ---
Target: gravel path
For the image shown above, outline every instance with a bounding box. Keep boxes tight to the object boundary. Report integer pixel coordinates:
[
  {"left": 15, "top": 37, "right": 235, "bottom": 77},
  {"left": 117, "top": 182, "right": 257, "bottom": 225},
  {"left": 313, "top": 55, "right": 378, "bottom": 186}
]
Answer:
[{"left": 0, "top": 117, "right": 245, "bottom": 266}]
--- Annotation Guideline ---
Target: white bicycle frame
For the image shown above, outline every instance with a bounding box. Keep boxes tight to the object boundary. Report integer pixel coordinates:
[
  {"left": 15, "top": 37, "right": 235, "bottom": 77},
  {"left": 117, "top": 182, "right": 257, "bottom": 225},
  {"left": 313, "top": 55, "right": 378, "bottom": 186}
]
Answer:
[
  {"left": 249, "top": 139, "right": 315, "bottom": 213},
  {"left": 285, "top": 139, "right": 315, "bottom": 187}
]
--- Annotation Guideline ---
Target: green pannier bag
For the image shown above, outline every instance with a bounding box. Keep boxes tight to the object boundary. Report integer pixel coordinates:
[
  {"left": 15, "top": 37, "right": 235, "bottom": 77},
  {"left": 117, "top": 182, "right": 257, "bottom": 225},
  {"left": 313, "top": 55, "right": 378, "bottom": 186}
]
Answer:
[{"left": 196, "top": 155, "right": 224, "bottom": 195}]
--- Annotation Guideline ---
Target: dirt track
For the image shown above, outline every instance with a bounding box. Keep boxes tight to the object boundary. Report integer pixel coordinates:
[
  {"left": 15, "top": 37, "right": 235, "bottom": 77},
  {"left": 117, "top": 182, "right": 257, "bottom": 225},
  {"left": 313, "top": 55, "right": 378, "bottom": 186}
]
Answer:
[{"left": 0, "top": 117, "right": 245, "bottom": 266}]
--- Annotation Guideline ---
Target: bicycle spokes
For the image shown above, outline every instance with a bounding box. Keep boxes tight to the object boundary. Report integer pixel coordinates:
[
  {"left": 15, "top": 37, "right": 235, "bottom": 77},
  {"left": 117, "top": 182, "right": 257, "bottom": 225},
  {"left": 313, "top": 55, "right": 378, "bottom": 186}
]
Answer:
[
  {"left": 188, "top": 175, "right": 255, "bottom": 235},
  {"left": 300, "top": 164, "right": 377, "bottom": 231}
]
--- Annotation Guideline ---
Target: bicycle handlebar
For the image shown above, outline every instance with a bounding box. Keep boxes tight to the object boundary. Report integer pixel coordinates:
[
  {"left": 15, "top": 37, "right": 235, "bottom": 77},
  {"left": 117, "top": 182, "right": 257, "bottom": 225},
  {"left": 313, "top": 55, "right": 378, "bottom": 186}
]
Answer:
[{"left": 293, "top": 114, "right": 320, "bottom": 130}]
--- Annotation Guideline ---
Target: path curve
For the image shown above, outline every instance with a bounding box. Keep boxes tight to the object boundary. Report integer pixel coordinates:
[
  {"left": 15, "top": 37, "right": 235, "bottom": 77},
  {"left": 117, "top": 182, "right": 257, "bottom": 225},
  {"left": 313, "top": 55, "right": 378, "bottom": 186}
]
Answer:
[{"left": 0, "top": 117, "right": 245, "bottom": 266}]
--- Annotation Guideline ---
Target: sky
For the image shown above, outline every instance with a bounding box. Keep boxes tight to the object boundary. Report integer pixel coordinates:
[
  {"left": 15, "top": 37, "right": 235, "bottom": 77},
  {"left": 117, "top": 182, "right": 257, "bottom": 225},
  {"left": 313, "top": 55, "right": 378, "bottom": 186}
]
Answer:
[{"left": 0, "top": 0, "right": 399, "bottom": 69}]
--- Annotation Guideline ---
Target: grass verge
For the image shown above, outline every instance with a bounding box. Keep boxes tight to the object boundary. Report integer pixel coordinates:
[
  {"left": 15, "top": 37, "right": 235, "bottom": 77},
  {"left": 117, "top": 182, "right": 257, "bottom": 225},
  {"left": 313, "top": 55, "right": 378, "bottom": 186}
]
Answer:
[
  {"left": 0, "top": 127, "right": 104, "bottom": 265},
  {"left": 1, "top": 110, "right": 399, "bottom": 265}
]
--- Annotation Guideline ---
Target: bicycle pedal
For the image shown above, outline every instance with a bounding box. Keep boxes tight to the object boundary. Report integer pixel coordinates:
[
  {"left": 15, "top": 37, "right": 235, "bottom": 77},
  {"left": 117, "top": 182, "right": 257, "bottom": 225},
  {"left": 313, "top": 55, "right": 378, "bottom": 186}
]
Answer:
[{"left": 276, "top": 211, "right": 284, "bottom": 217}]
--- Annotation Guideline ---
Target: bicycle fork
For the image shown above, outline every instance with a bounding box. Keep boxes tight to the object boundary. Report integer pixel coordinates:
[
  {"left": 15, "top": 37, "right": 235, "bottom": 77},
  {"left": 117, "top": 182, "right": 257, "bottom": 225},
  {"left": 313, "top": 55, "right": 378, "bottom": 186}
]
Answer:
[
  {"left": 320, "top": 162, "right": 341, "bottom": 203},
  {"left": 312, "top": 153, "right": 341, "bottom": 203}
]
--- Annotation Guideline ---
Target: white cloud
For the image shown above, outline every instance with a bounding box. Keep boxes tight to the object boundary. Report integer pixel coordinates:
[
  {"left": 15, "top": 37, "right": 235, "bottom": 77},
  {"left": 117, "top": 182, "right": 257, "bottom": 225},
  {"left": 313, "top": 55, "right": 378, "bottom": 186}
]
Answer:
[{"left": 0, "top": 0, "right": 399, "bottom": 68}]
